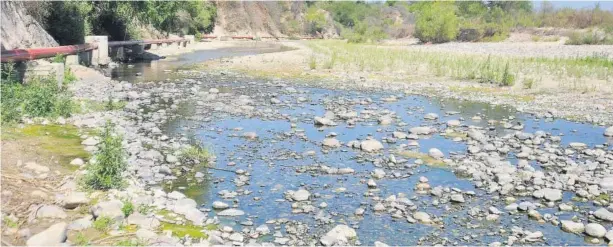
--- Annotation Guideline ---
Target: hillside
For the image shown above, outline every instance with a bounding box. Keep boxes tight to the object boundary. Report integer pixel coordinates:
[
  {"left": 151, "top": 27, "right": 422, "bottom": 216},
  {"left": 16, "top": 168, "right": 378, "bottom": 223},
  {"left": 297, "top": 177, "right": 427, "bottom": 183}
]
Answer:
[{"left": 0, "top": 1, "right": 57, "bottom": 50}]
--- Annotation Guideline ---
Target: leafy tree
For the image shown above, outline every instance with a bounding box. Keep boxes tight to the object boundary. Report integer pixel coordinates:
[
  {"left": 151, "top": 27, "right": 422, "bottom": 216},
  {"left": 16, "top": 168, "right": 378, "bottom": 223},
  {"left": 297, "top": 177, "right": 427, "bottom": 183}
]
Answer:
[{"left": 414, "top": 2, "right": 459, "bottom": 43}]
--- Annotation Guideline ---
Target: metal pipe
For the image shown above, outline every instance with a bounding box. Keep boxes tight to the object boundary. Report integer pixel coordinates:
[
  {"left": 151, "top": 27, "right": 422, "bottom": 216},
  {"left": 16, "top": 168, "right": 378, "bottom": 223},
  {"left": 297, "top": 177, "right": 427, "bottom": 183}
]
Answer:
[{"left": 1, "top": 43, "right": 98, "bottom": 62}]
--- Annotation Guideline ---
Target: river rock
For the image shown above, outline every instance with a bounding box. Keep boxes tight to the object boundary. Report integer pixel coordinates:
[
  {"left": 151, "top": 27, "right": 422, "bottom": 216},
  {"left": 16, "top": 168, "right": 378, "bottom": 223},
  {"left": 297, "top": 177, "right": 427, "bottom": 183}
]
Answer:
[
  {"left": 81, "top": 137, "right": 99, "bottom": 146},
  {"left": 166, "top": 155, "right": 178, "bottom": 163},
  {"left": 413, "top": 212, "right": 431, "bottom": 224},
  {"left": 212, "top": 201, "right": 229, "bottom": 210},
  {"left": 599, "top": 177, "right": 613, "bottom": 191},
  {"left": 292, "top": 189, "right": 311, "bottom": 201},
  {"left": 217, "top": 209, "right": 245, "bottom": 216},
  {"left": 360, "top": 139, "right": 384, "bottom": 152},
  {"left": 410, "top": 126, "right": 435, "bottom": 135},
  {"left": 320, "top": 225, "right": 357, "bottom": 246},
  {"left": 256, "top": 225, "right": 270, "bottom": 235},
  {"left": 467, "top": 129, "right": 486, "bottom": 143},
  {"left": 604, "top": 126, "right": 613, "bottom": 137},
  {"left": 586, "top": 223, "right": 607, "bottom": 237},
  {"left": 372, "top": 169, "right": 386, "bottom": 179},
  {"left": 228, "top": 232, "right": 244, "bottom": 242},
  {"left": 541, "top": 188, "right": 562, "bottom": 201},
  {"left": 69, "top": 158, "right": 85, "bottom": 166},
  {"left": 561, "top": 220, "right": 584, "bottom": 233},
  {"left": 91, "top": 200, "right": 124, "bottom": 222},
  {"left": 68, "top": 216, "right": 93, "bottom": 231},
  {"left": 167, "top": 191, "right": 186, "bottom": 200},
  {"left": 24, "top": 162, "right": 50, "bottom": 174},
  {"left": 36, "top": 205, "right": 67, "bottom": 219},
  {"left": 59, "top": 192, "right": 90, "bottom": 209},
  {"left": 26, "top": 222, "right": 67, "bottom": 246},
  {"left": 127, "top": 212, "right": 161, "bottom": 229},
  {"left": 314, "top": 117, "right": 336, "bottom": 126},
  {"left": 594, "top": 208, "right": 613, "bottom": 221},
  {"left": 450, "top": 194, "right": 465, "bottom": 203},
  {"left": 322, "top": 138, "right": 341, "bottom": 148},
  {"left": 447, "top": 120, "right": 461, "bottom": 127},
  {"left": 428, "top": 148, "right": 444, "bottom": 159}
]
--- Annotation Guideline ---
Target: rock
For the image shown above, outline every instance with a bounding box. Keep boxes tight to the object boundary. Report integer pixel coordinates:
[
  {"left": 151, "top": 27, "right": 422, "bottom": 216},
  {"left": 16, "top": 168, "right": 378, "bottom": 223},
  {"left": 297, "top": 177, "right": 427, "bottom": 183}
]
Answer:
[
  {"left": 467, "top": 129, "right": 486, "bottom": 143},
  {"left": 450, "top": 194, "right": 465, "bottom": 203},
  {"left": 355, "top": 208, "right": 365, "bottom": 216},
  {"left": 166, "top": 155, "right": 178, "bottom": 163},
  {"left": 372, "top": 169, "right": 386, "bottom": 179},
  {"left": 228, "top": 233, "right": 244, "bottom": 242},
  {"left": 26, "top": 222, "right": 67, "bottom": 246},
  {"left": 393, "top": 132, "right": 408, "bottom": 139},
  {"left": 81, "top": 137, "right": 99, "bottom": 146},
  {"left": 413, "top": 212, "right": 431, "bottom": 224},
  {"left": 360, "top": 139, "right": 384, "bottom": 152},
  {"left": 36, "top": 205, "right": 68, "bottom": 219},
  {"left": 208, "top": 88, "right": 219, "bottom": 94},
  {"left": 320, "top": 225, "right": 357, "bottom": 246},
  {"left": 605, "top": 126, "right": 613, "bottom": 137},
  {"left": 292, "top": 189, "right": 311, "bottom": 201},
  {"left": 91, "top": 200, "right": 124, "bottom": 222},
  {"left": 68, "top": 216, "right": 93, "bottom": 231},
  {"left": 409, "top": 126, "right": 435, "bottom": 135},
  {"left": 322, "top": 138, "right": 341, "bottom": 148},
  {"left": 523, "top": 231, "right": 543, "bottom": 242},
  {"left": 586, "top": 223, "right": 607, "bottom": 237},
  {"left": 24, "top": 162, "right": 49, "bottom": 173},
  {"left": 270, "top": 98, "right": 281, "bottom": 104},
  {"left": 217, "top": 209, "right": 245, "bottom": 216},
  {"left": 428, "top": 148, "right": 444, "bottom": 159},
  {"left": 378, "top": 115, "right": 393, "bottom": 125},
  {"left": 569, "top": 142, "right": 587, "bottom": 149},
  {"left": 127, "top": 91, "right": 140, "bottom": 100},
  {"left": 605, "top": 230, "right": 613, "bottom": 241},
  {"left": 69, "top": 158, "right": 84, "bottom": 166},
  {"left": 212, "top": 201, "right": 229, "bottom": 210},
  {"left": 594, "top": 208, "right": 613, "bottom": 222},
  {"left": 600, "top": 177, "right": 613, "bottom": 191},
  {"left": 59, "top": 192, "right": 90, "bottom": 209},
  {"left": 167, "top": 191, "right": 186, "bottom": 200},
  {"left": 424, "top": 113, "right": 439, "bottom": 120},
  {"left": 373, "top": 203, "right": 386, "bottom": 211},
  {"left": 243, "top": 132, "right": 258, "bottom": 139},
  {"left": 367, "top": 179, "right": 377, "bottom": 188},
  {"left": 314, "top": 117, "right": 337, "bottom": 126},
  {"left": 256, "top": 225, "right": 270, "bottom": 235},
  {"left": 127, "top": 212, "right": 161, "bottom": 229},
  {"left": 183, "top": 207, "right": 207, "bottom": 226},
  {"left": 560, "top": 220, "right": 584, "bottom": 233},
  {"left": 558, "top": 203, "right": 573, "bottom": 211},
  {"left": 136, "top": 228, "right": 157, "bottom": 241},
  {"left": 374, "top": 241, "right": 389, "bottom": 247},
  {"left": 447, "top": 120, "right": 461, "bottom": 127},
  {"left": 541, "top": 188, "right": 562, "bottom": 201}
]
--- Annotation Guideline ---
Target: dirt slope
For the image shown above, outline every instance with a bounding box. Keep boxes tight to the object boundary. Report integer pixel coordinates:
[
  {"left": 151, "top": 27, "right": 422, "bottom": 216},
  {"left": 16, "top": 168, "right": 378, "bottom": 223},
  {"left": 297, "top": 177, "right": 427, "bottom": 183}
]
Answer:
[{"left": 0, "top": 1, "right": 57, "bottom": 50}]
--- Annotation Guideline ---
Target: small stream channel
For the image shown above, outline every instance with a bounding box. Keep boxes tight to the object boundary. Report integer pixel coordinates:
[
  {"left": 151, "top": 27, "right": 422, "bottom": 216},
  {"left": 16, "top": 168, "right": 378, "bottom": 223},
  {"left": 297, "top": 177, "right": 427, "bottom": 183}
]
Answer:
[{"left": 119, "top": 45, "right": 613, "bottom": 245}]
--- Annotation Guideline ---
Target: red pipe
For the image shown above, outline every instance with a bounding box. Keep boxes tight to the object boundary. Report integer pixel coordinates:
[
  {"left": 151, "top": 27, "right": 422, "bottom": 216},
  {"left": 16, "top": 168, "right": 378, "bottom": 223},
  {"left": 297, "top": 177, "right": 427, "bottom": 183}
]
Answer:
[
  {"left": 231, "top": 36, "right": 254, "bottom": 40},
  {"left": 144, "top": 39, "right": 188, "bottom": 45},
  {"left": 1, "top": 43, "right": 98, "bottom": 62}
]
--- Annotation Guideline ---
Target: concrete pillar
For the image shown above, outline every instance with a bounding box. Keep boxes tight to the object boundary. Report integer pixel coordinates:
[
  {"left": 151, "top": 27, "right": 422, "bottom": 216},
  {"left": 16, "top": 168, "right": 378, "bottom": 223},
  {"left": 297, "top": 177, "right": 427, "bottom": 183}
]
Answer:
[
  {"left": 185, "top": 35, "right": 195, "bottom": 45},
  {"left": 65, "top": 55, "right": 79, "bottom": 66},
  {"left": 85, "top": 36, "right": 109, "bottom": 66},
  {"left": 23, "top": 62, "right": 64, "bottom": 88},
  {"left": 151, "top": 44, "right": 159, "bottom": 50}
]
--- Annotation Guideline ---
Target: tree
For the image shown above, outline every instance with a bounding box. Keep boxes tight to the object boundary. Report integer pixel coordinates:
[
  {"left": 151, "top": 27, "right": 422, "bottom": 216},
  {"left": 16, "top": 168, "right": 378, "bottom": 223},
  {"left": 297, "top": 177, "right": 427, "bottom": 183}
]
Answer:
[{"left": 414, "top": 2, "right": 459, "bottom": 43}]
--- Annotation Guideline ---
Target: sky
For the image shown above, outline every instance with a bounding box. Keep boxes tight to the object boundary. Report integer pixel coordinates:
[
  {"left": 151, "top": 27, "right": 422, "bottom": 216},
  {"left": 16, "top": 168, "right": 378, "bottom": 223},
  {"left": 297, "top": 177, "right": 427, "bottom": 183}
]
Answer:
[{"left": 532, "top": 1, "right": 613, "bottom": 11}]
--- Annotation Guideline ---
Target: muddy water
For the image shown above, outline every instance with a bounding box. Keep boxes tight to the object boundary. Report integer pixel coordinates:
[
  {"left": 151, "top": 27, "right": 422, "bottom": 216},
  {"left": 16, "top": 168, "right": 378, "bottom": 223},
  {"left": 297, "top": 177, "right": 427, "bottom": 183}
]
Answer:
[{"left": 124, "top": 47, "right": 612, "bottom": 245}]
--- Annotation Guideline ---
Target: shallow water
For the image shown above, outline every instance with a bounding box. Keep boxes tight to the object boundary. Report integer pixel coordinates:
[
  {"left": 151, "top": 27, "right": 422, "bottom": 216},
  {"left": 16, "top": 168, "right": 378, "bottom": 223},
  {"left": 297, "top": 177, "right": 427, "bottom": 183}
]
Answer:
[
  {"left": 122, "top": 46, "right": 612, "bottom": 245},
  {"left": 145, "top": 77, "right": 611, "bottom": 245}
]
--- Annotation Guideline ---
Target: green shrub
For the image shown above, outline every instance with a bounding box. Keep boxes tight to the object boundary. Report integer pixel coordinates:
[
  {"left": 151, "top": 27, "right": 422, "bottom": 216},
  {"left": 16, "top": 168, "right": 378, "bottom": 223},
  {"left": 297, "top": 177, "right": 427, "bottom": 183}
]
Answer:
[
  {"left": 122, "top": 200, "right": 134, "bottom": 217},
  {"left": 179, "top": 143, "right": 210, "bottom": 164},
  {"left": 308, "top": 54, "right": 317, "bottom": 70},
  {"left": 93, "top": 216, "right": 113, "bottom": 231},
  {"left": 85, "top": 121, "right": 127, "bottom": 190},
  {"left": 500, "top": 62, "right": 515, "bottom": 86},
  {"left": 0, "top": 74, "right": 73, "bottom": 123},
  {"left": 414, "top": 2, "right": 459, "bottom": 43},
  {"left": 565, "top": 30, "right": 613, "bottom": 45}
]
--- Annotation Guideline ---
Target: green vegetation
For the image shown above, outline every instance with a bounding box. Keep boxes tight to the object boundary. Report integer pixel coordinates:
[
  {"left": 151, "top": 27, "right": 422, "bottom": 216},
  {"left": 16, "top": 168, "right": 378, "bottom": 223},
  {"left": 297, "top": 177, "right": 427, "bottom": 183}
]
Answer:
[
  {"left": 160, "top": 222, "right": 216, "bottom": 239},
  {"left": 29, "top": 1, "right": 216, "bottom": 44},
  {"left": 412, "top": 2, "right": 458, "bottom": 43},
  {"left": 307, "top": 40, "right": 612, "bottom": 87},
  {"left": 1, "top": 66, "right": 73, "bottom": 123},
  {"left": 74, "top": 232, "right": 90, "bottom": 246},
  {"left": 85, "top": 121, "right": 127, "bottom": 190},
  {"left": 398, "top": 151, "right": 446, "bottom": 167},
  {"left": 93, "top": 216, "right": 113, "bottom": 232},
  {"left": 121, "top": 200, "right": 134, "bottom": 217},
  {"left": 179, "top": 143, "right": 211, "bottom": 164},
  {"left": 113, "top": 239, "right": 145, "bottom": 246},
  {"left": 3, "top": 217, "right": 18, "bottom": 228},
  {"left": 566, "top": 30, "right": 613, "bottom": 45},
  {"left": 308, "top": 54, "right": 317, "bottom": 70}
]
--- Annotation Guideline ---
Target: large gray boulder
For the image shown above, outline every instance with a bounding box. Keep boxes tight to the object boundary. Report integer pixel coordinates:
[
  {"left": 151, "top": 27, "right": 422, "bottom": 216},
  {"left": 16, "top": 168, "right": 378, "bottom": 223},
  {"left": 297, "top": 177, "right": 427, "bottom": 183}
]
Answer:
[
  {"left": 594, "top": 208, "right": 613, "bottom": 222},
  {"left": 560, "top": 220, "right": 584, "bottom": 233},
  {"left": 26, "top": 222, "right": 67, "bottom": 246},
  {"left": 292, "top": 189, "right": 311, "bottom": 201},
  {"left": 320, "top": 225, "right": 357, "bottom": 246},
  {"left": 127, "top": 212, "right": 161, "bottom": 229},
  {"left": 36, "top": 205, "right": 67, "bottom": 219},
  {"left": 360, "top": 139, "right": 384, "bottom": 152},
  {"left": 90, "top": 200, "right": 124, "bottom": 222},
  {"left": 59, "top": 192, "right": 90, "bottom": 209},
  {"left": 585, "top": 223, "right": 607, "bottom": 237},
  {"left": 604, "top": 126, "right": 613, "bottom": 137}
]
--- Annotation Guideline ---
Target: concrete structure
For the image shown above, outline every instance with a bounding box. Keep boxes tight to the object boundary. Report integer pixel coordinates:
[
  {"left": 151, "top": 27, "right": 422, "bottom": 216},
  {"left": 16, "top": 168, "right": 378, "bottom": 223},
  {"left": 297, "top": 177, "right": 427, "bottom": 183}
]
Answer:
[
  {"left": 85, "top": 35, "right": 109, "bottom": 66},
  {"left": 21, "top": 62, "right": 64, "bottom": 88}
]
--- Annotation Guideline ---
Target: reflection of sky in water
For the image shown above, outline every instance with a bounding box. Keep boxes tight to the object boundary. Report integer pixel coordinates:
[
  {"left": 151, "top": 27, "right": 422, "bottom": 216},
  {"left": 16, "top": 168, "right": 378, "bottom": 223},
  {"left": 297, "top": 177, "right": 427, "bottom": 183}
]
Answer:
[{"left": 158, "top": 84, "right": 609, "bottom": 245}]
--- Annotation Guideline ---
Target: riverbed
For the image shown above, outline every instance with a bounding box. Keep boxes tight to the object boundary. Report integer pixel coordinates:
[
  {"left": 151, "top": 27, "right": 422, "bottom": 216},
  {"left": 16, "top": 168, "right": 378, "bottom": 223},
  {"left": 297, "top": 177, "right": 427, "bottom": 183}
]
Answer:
[{"left": 117, "top": 46, "right": 613, "bottom": 246}]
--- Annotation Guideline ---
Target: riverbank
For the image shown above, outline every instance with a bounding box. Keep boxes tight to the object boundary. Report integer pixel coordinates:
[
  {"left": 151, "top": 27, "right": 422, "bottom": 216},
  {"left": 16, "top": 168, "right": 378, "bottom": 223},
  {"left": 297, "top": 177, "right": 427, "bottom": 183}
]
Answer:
[{"left": 201, "top": 40, "right": 613, "bottom": 126}]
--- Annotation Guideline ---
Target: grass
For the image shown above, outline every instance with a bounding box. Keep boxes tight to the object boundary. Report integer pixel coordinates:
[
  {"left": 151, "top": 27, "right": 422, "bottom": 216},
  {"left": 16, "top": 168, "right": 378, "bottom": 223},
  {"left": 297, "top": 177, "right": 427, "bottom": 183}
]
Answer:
[
  {"left": 74, "top": 99, "right": 127, "bottom": 114},
  {"left": 1, "top": 75, "right": 73, "bottom": 123},
  {"left": 179, "top": 143, "right": 211, "bottom": 164},
  {"left": 74, "top": 232, "right": 90, "bottom": 246},
  {"left": 308, "top": 54, "right": 317, "bottom": 69},
  {"left": 398, "top": 151, "right": 446, "bottom": 167},
  {"left": 305, "top": 40, "right": 612, "bottom": 88},
  {"left": 3, "top": 217, "right": 18, "bottom": 228},
  {"left": 160, "top": 222, "right": 216, "bottom": 239},
  {"left": 85, "top": 121, "right": 127, "bottom": 190},
  {"left": 121, "top": 200, "right": 134, "bottom": 217},
  {"left": 2, "top": 124, "right": 90, "bottom": 168},
  {"left": 93, "top": 216, "right": 113, "bottom": 232},
  {"left": 596, "top": 193, "right": 610, "bottom": 202}
]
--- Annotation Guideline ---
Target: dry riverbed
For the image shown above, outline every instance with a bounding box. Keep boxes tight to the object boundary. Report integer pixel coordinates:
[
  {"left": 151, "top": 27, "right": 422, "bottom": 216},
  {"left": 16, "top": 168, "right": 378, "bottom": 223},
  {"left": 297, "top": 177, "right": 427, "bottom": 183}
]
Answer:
[{"left": 2, "top": 40, "right": 613, "bottom": 246}]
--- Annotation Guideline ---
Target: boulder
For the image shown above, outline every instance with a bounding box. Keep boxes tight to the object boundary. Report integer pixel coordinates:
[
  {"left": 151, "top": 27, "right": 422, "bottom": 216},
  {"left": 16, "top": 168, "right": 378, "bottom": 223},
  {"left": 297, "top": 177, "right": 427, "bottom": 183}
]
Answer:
[
  {"left": 560, "top": 220, "right": 584, "bottom": 233},
  {"left": 36, "top": 205, "right": 67, "bottom": 219},
  {"left": 428, "top": 148, "right": 444, "bottom": 159},
  {"left": 594, "top": 208, "right": 613, "bottom": 222},
  {"left": 586, "top": 223, "right": 607, "bottom": 237},
  {"left": 320, "top": 225, "right": 356, "bottom": 246},
  {"left": 292, "top": 189, "right": 311, "bottom": 201},
  {"left": 26, "top": 222, "right": 67, "bottom": 246},
  {"left": 409, "top": 126, "right": 435, "bottom": 135},
  {"left": 217, "top": 209, "right": 245, "bottom": 217},
  {"left": 604, "top": 126, "right": 613, "bottom": 137},
  {"left": 322, "top": 138, "right": 341, "bottom": 148},
  {"left": 90, "top": 200, "right": 124, "bottom": 222},
  {"left": 360, "top": 139, "right": 384, "bottom": 152},
  {"left": 212, "top": 201, "right": 229, "bottom": 210},
  {"left": 127, "top": 212, "right": 161, "bottom": 229},
  {"left": 59, "top": 192, "right": 90, "bottom": 209}
]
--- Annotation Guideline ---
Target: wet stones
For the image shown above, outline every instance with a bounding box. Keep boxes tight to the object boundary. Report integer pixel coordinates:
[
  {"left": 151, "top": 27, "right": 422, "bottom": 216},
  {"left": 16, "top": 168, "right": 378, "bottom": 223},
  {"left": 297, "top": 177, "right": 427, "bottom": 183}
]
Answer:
[
  {"left": 314, "top": 117, "right": 337, "bottom": 126},
  {"left": 378, "top": 115, "right": 394, "bottom": 125},
  {"left": 372, "top": 169, "right": 386, "bottom": 179},
  {"left": 58, "top": 192, "right": 90, "bottom": 209},
  {"left": 322, "top": 138, "right": 341, "bottom": 148},
  {"left": 428, "top": 148, "right": 444, "bottom": 159},
  {"left": 585, "top": 223, "right": 607, "bottom": 238},
  {"left": 533, "top": 188, "right": 562, "bottom": 202},
  {"left": 413, "top": 212, "right": 432, "bottom": 224},
  {"left": 69, "top": 158, "right": 85, "bottom": 166},
  {"left": 291, "top": 189, "right": 311, "bottom": 201},
  {"left": 242, "top": 132, "right": 258, "bottom": 140},
  {"left": 217, "top": 209, "right": 245, "bottom": 217},
  {"left": 409, "top": 126, "right": 435, "bottom": 135},
  {"left": 423, "top": 113, "right": 439, "bottom": 120},
  {"left": 447, "top": 120, "right": 461, "bottom": 127},
  {"left": 593, "top": 208, "right": 613, "bottom": 222},
  {"left": 212, "top": 201, "right": 230, "bottom": 210},
  {"left": 91, "top": 200, "right": 125, "bottom": 222},
  {"left": 36, "top": 205, "right": 68, "bottom": 219},
  {"left": 450, "top": 194, "right": 465, "bottom": 203},
  {"left": 561, "top": 220, "right": 585, "bottom": 233},
  {"left": 605, "top": 126, "right": 613, "bottom": 137},
  {"left": 360, "top": 139, "right": 384, "bottom": 152},
  {"left": 320, "top": 225, "right": 357, "bottom": 246}
]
